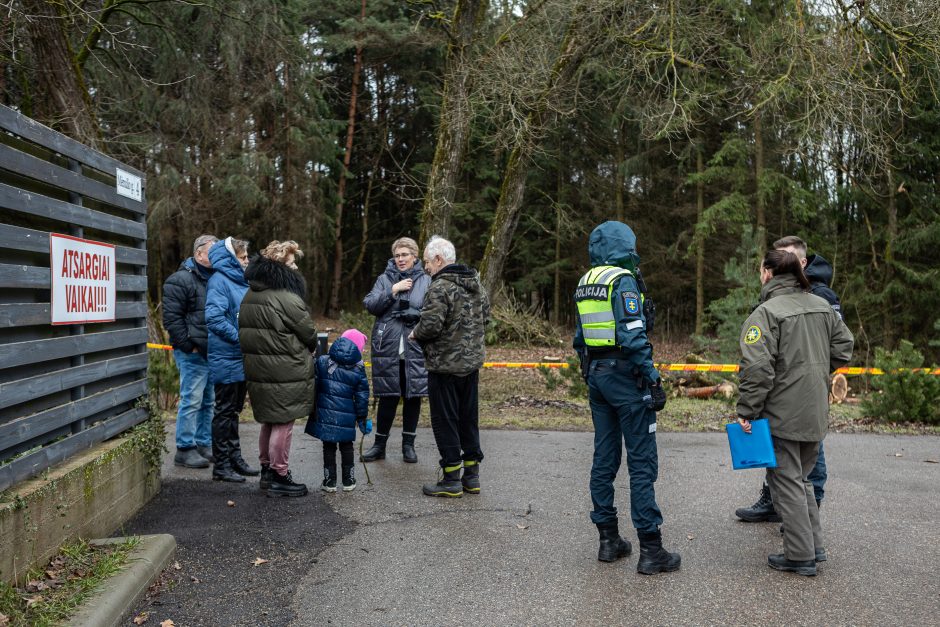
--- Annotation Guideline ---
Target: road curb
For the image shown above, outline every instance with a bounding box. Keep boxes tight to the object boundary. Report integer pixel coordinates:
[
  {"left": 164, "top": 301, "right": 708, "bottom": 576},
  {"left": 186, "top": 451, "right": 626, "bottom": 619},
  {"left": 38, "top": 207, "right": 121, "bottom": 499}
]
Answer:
[{"left": 70, "top": 534, "right": 177, "bottom": 627}]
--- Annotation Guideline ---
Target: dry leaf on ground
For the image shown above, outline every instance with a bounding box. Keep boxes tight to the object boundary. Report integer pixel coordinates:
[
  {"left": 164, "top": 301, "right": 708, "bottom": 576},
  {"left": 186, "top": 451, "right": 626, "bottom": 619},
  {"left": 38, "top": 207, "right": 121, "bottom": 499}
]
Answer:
[
  {"left": 687, "top": 534, "right": 695, "bottom": 541},
  {"left": 0, "top": 611, "right": 10, "bottom": 626},
  {"left": 516, "top": 524, "right": 529, "bottom": 530},
  {"left": 160, "top": 620, "right": 175, "bottom": 627},
  {"left": 133, "top": 612, "right": 150, "bottom": 625},
  {"left": 24, "top": 595, "right": 43, "bottom": 608},
  {"left": 172, "top": 561, "right": 182, "bottom": 570},
  {"left": 252, "top": 557, "right": 269, "bottom": 566},
  {"left": 227, "top": 500, "right": 236, "bottom": 507}
]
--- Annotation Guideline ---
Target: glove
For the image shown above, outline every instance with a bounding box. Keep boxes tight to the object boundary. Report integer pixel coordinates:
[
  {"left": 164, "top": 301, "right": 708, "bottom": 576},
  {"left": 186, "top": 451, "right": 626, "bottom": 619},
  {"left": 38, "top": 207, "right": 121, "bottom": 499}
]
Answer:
[
  {"left": 357, "top": 418, "right": 373, "bottom": 435},
  {"left": 577, "top": 351, "right": 590, "bottom": 382},
  {"left": 647, "top": 380, "right": 667, "bottom": 412}
]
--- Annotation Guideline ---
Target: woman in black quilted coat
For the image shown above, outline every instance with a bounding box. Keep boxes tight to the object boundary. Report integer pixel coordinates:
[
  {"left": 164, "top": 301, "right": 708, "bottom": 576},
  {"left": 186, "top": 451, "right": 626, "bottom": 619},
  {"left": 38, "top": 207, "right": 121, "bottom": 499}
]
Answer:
[{"left": 360, "top": 236, "right": 430, "bottom": 463}]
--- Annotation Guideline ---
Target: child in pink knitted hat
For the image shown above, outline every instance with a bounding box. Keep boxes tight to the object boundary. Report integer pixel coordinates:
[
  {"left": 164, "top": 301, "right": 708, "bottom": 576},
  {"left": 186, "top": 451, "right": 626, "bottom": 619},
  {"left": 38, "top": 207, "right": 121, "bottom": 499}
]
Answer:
[
  {"left": 340, "top": 328, "right": 367, "bottom": 354},
  {"left": 305, "top": 328, "right": 372, "bottom": 492}
]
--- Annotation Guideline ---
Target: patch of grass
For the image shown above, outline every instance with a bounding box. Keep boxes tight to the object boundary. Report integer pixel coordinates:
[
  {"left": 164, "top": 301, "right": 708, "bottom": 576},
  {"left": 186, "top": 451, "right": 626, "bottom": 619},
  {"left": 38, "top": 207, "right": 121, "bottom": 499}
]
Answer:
[
  {"left": 0, "top": 537, "right": 139, "bottom": 626},
  {"left": 158, "top": 363, "right": 937, "bottom": 436}
]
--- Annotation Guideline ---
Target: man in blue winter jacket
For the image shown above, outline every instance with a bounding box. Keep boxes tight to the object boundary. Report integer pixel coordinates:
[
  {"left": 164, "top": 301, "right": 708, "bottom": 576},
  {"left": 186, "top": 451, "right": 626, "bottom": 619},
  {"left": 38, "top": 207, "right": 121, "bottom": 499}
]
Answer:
[
  {"left": 735, "top": 235, "right": 843, "bottom": 525},
  {"left": 163, "top": 234, "right": 217, "bottom": 469}
]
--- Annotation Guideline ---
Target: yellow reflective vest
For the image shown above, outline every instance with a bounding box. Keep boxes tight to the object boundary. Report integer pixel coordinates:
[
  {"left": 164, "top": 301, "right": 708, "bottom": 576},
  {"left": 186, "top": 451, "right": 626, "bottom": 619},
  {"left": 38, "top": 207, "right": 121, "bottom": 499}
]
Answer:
[{"left": 575, "top": 265, "right": 640, "bottom": 347}]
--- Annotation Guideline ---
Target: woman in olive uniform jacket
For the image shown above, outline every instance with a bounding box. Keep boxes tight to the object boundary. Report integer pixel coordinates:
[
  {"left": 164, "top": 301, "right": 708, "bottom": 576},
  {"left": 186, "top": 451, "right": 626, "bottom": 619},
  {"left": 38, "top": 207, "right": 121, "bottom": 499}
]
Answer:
[{"left": 737, "top": 250, "right": 854, "bottom": 576}]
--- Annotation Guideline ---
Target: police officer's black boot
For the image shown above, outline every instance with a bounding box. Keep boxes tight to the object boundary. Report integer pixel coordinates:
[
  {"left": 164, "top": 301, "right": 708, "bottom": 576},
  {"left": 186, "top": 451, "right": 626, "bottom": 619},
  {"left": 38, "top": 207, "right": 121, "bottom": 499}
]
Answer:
[
  {"left": 597, "top": 522, "right": 632, "bottom": 562},
  {"left": 735, "top": 482, "right": 782, "bottom": 523},
  {"left": 402, "top": 433, "right": 418, "bottom": 464},
  {"left": 636, "top": 530, "right": 681, "bottom": 575},
  {"left": 361, "top": 433, "right": 388, "bottom": 462},
  {"left": 422, "top": 464, "right": 463, "bottom": 498},
  {"left": 461, "top": 460, "right": 480, "bottom": 494}
]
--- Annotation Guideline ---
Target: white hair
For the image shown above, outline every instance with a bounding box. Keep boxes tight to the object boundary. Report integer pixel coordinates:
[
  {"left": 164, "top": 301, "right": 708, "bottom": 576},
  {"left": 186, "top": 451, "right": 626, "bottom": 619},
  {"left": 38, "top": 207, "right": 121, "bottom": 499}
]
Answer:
[
  {"left": 425, "top": 235, "right": 456, "bottom": 264},
  {"left": 193, "top": 234, "right": 218, "bottom": 256}
]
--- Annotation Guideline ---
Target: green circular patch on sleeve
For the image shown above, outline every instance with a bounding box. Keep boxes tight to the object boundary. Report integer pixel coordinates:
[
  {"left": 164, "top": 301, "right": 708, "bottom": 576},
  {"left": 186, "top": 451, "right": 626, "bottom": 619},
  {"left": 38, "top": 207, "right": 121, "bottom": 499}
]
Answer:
[{"left": 744, "top": 325, "right": 763, "bottom": 344}]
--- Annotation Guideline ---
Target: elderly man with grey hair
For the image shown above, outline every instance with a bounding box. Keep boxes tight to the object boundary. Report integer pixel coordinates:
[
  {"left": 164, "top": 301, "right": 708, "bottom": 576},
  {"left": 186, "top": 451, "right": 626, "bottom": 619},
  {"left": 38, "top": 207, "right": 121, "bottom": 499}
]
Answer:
[
  {"left": 163, "top": 234, "right": 218, "bottom": 469},
  {"left": 409, "top": 236, "right": 490, "bottom": 497}
]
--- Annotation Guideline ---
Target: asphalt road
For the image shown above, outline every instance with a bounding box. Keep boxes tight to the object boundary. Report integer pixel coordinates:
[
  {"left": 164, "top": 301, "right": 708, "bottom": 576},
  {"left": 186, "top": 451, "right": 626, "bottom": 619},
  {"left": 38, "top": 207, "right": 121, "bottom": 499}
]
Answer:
[{"left": 124, "top": 425, "right": 940, "bottom": 626}]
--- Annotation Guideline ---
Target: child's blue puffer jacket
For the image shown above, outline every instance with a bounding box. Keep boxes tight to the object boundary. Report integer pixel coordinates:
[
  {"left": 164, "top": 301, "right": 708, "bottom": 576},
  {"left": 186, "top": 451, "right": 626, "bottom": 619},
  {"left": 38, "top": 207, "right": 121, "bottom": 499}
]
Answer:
[{"left": 311, "top": 337, "right": 370, "bottom": 443}]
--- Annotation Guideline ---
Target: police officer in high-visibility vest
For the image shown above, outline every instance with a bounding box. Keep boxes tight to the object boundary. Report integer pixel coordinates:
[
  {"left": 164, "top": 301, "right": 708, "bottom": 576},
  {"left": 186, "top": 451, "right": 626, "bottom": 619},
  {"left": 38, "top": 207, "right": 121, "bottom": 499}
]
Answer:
[{"left": 573, "top": 221, "right": 680, "bottom": 575}]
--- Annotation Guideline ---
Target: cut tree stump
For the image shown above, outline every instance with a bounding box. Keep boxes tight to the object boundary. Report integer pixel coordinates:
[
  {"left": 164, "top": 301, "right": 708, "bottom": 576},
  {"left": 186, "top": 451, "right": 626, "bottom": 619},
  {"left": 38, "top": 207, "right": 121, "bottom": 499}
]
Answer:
[{"left": 830, "top": 373, "right": 849, "bottom": 404}]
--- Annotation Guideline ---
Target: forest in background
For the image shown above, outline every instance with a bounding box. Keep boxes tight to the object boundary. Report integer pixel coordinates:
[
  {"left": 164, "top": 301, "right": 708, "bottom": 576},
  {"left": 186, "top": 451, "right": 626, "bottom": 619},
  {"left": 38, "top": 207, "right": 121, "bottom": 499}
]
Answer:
[{"left": 2, "top": 0, "right": 939, "bottom": 361}]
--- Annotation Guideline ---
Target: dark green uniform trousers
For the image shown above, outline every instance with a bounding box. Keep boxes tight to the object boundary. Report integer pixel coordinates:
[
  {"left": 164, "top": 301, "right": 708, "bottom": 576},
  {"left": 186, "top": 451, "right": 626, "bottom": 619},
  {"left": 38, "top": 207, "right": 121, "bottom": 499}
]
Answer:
[{"left": 767, "top": 436, "right": 824, "bottom": 562}]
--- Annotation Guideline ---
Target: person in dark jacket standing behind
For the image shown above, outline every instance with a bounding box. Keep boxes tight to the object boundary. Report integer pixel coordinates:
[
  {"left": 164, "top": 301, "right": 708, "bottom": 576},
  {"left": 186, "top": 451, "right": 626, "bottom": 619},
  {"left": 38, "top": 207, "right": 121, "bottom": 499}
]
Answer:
[
  {"left": 163, "top": 234, "right": 217, "bottom": 469},
  {"left": 239, "top": 241, "right": 318, "bottom": 497},
  {"left": 410, "top": 236, "right": 489, "bottom": 498},
  {"left": 361, "top": 237, "right": 430, "bottom": 464},
  {"left": 737, "top": 250, "right": 854, "bottom": 576},
  {"left": 309, "top": 329, "right": 372, "bottom": 493},
  {"left": 735, "top": 235, "right": 843, "bottom": 524},
  {"left": 205, "top": 237, "right": 258, "bottom": 482}
]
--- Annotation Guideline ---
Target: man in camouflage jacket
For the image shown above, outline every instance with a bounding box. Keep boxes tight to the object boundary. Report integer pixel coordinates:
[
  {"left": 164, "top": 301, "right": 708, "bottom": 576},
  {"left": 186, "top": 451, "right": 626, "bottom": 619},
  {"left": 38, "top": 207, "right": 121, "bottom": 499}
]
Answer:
[{"left": 410, "top": 236, "right": 490, "bottom": 497}]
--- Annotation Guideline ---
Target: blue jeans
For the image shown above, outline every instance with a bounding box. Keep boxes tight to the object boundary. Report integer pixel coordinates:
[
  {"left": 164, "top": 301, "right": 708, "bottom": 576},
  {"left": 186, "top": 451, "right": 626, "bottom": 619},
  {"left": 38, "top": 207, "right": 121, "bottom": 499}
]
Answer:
[
  {"left": 587, "top": 360, "right": 664, "bottom": 533},
  {"left": 807, "top": 441, "right": 827, "bottom": 503},
  {"left": 173, "top": 349, "right": 214, "bottom": 450}
]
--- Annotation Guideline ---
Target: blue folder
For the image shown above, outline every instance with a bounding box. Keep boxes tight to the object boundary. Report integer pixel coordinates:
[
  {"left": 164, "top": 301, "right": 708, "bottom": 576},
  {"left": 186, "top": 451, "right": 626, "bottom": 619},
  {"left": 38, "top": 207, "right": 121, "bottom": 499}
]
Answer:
[{"left": 725, "top": 419, "right": 777, "bottom": 469}]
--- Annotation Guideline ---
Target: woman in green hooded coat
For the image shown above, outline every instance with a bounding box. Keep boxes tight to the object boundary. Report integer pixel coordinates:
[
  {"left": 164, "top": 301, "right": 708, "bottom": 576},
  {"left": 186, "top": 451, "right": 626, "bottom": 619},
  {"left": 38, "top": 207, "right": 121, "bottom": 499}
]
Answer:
[{"left": 239, "top": 240, "right": 317, "bottom": 497}]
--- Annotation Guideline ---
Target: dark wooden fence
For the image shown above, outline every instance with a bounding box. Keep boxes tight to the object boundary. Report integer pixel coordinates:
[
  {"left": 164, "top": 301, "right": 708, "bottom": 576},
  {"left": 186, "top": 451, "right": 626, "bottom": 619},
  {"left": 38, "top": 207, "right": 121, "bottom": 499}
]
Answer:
[{"left": 0, "top": 105, "right": 148, "bottom": 493}]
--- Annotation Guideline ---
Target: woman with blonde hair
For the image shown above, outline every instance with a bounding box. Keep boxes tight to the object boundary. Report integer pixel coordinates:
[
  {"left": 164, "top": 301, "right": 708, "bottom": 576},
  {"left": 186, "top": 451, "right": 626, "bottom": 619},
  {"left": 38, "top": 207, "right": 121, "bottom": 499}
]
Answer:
[
  {"left": 361, "top": 236, "right": 431, "bottom": 463},
  {"left": 239, "top": 240, "right": 317, "bottom": 497}
]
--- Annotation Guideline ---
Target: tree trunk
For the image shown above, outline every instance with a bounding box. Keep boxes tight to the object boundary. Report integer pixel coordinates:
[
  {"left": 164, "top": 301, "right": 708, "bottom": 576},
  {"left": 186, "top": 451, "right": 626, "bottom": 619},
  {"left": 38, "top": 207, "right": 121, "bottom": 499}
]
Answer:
[
  {"left": 753, "top": 111, "right": 766, "bottom": 252},
  {"left": 349, "top": 98, "right": 386, "bottom": 282},
  {"left": 883, "top": 163, "right": 897, "bottom": 347},
  {"left": 418, "top": 0, "right": 487, "bottom": 244},
  {"left": 480, "top": 12, "right": 592, "bottom": 298},
  {"left": 328, "top": 0, "right": 366, "bottom": 317},
  {"left": 21, "top": 0, "right": 99, "bottom": 146},
  {"left": 614, "top": 123, "right": 625, "bottom": 222},
  {"left": 694, "top": 143, "right": 705, "bottom": 336},
  {"left": 552, "top": 166, "right": 563, "bottom": 324}
]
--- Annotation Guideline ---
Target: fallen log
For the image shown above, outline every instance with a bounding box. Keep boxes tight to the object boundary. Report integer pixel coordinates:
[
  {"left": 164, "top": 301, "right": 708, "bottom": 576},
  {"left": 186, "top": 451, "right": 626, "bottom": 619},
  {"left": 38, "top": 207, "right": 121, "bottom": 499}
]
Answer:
[{"left": 680, "top": 381, "right": 736, "bottom": 400}]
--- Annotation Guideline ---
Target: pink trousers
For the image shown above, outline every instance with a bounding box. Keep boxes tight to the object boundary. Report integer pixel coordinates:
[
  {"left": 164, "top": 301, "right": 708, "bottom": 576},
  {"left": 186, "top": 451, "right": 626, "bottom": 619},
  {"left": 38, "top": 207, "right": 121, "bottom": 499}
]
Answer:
[{"left": 258, "top": 421, "right": 295, "bottom": 477}]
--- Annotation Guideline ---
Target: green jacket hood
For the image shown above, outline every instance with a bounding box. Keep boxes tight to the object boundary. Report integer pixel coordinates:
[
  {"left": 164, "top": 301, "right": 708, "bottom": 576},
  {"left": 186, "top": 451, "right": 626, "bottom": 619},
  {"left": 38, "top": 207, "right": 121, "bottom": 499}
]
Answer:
[
  {"left": 588, "top": 221, "right": 641, "bottom": 270},
  {"left": 434, "top": 264, "right": 482, "bottom": 293}
]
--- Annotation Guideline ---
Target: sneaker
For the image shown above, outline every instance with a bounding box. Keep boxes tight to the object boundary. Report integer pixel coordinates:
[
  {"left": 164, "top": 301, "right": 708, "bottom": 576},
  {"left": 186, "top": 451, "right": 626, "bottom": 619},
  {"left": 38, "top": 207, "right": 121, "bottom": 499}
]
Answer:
[
  {"left": 342, "top": 464, "right": 357, "bottom": 492},
  {"left": 322, "top": 466, "right": 337, "bottom": 493},
  {"left": 174, "top": 448, "right": 209, "bottom": 469}
]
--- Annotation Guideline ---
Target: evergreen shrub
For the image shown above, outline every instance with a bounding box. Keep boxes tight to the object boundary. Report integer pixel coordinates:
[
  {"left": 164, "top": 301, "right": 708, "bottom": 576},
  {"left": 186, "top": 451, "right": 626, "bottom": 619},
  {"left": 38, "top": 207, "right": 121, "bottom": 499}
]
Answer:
[
  {"left": 862, "top": 341, "right": 940, "bottom": 425},
  {"left": 148, "top": 348, "right": 179, "bottom": 411}
]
